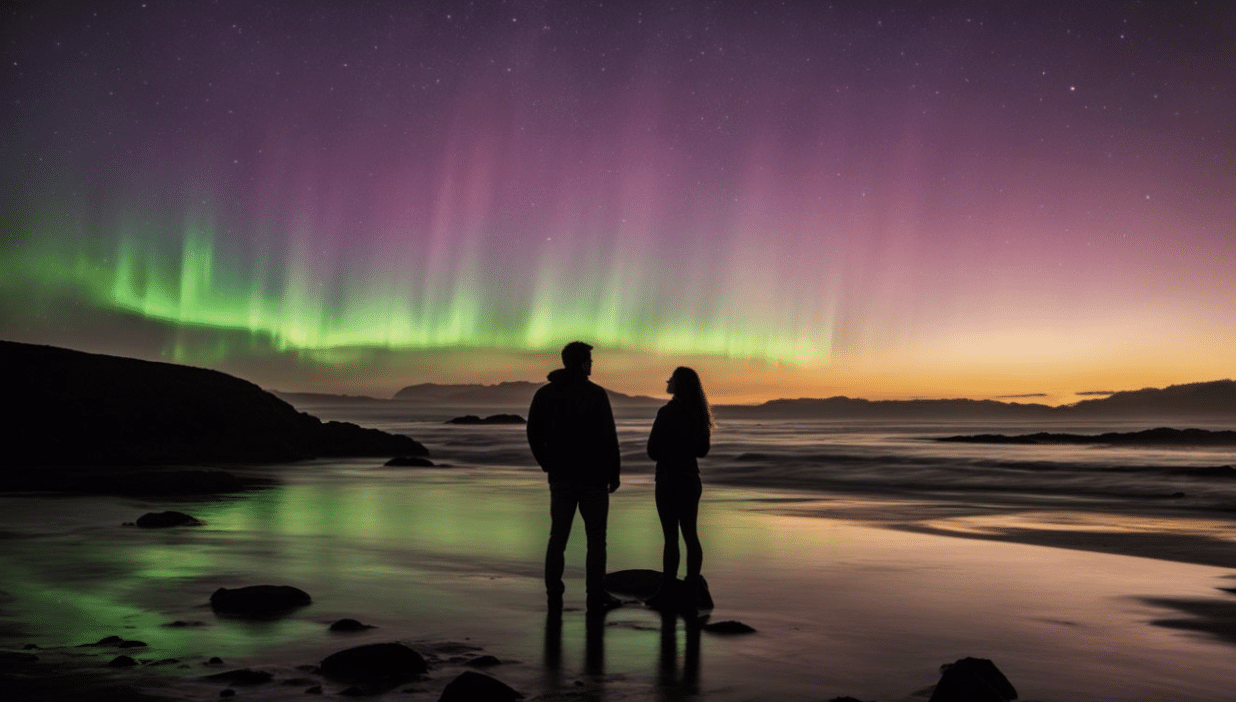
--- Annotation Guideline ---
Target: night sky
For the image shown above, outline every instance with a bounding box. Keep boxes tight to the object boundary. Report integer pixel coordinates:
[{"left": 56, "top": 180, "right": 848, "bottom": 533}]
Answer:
[{"left": 3, "top": 1, "right": 1234, "bottom": 403}]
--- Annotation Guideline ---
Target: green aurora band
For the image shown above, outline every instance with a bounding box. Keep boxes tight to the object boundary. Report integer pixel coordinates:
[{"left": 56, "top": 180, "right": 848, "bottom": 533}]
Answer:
[{"left": 5, "top": 213, "right": 836, "bottom": 368}]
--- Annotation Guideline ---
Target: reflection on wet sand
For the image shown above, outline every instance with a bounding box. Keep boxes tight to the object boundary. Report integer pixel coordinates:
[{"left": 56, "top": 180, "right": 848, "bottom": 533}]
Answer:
[{"left": 3, "top": 464, "right": 1236, "bottom": 701}]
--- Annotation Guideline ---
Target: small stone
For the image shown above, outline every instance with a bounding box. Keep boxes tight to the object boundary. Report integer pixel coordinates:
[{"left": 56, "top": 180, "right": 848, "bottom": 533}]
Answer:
[
  {"left": 320, "top": 642, "right": 427, "bottom": 682},
  {"left": 118, "top": 639, "right": 148, "bottom": 648},
  {"left": 384, "top": 456, "right": 435, "bottom": 467},
  {"left": 466, "top": 655, "right": 502, "bottom": 668},
  {"left": 701, "top": 620, "right": 756, "bottom": 634},
  {"left": 136, "top": 510, "right": 202, "bottom": 528},
  {"left": 220, "top": 691, "right": 235, "bottom": 698},
  {"left": 438, "top": 670, "right": 523, "bottom": 701},
  {"left": 206, "top": 657, "right": 225, "bottom": 666},
  {"left": 329, "top": 618, "right": 374, "bottom": 632},
  {"left": 305, "top": 686, "right": 323, "bottom": 695},
  {"left": 210, "top": 585, "right": 312, "bottom": 616},
  {"left": 108, "top": 655, "right": 138, "bottom": 668},
  {"left": 929, "top": 657, "right": 1017, "bottom": 702},
  {"left": 204, "top": 668, "right": 274, "bottom": 686}
]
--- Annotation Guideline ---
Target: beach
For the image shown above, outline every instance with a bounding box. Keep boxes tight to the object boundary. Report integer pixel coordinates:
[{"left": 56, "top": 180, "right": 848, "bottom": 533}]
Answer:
[{"left": 2, "top": 406, "right": 1235, "bottom": 701}]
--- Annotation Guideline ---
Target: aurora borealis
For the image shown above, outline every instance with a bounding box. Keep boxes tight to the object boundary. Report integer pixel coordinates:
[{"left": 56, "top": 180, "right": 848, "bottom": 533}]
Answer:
[{"left": 3, "top": 1, "right": 1234, "bottom": 402}]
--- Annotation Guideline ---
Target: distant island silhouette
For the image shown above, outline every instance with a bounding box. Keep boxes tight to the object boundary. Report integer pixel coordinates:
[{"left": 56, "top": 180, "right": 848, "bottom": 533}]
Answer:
[{"left": 936, "top": 427, "right": 1236, "bottom": 446}]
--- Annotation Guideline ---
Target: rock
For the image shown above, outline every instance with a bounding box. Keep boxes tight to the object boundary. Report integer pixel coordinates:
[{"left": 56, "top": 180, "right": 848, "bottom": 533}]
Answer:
[
  {"left": 220, "top": 690, "right": 236, "bottom": 698},
  {"left": 108, "top": 655, "right": 138, "bottom": 667},
  {"left": 329, "top": 618, "right": 376, "bottom": 632},
  {"left": 603, "top": 569, "right": 663, "bottom": 599},
  {"left": 605, "top": 569, "right": 713, "bottom": 611},
  {"left": 929, "top": 657, "right": 1018, "bottom": 702},
  {"left": 437, "top": 671, "right": 523, "bottom": 702},
  {"left": 204, "top": 669, "right": 275, "bottom": 686},
  {"left": 305, "top": 685, "right": 323, "bottom": 694},
  {"left": 446, "top": 414, "right": 526, "bottom": 425},
  {"left": 80, "top": 635, "right": 124, "bottom": 647},
  {"left": 384, "top": 456, "right": 436, "bottom": 467},
  {"left": 466, "top": 655, "right": 502, "bottom": 668},
  {"left": 118, "top": 640, "right": 148, "bottom": 648},
  {"left": 210, "top": 585, "right": 312, "bottom": 616},
  {"left": 136, "top": 510, "right": 202, "bottom": 528},
  {"left": 702, "top": 620, "right": 756, "bottom": 634},
  {"left": 206, "top": 657, "right": 225, "bottom": 666},
  {"left": 320, "top": 642, "right": 428, "bottom": 682}
]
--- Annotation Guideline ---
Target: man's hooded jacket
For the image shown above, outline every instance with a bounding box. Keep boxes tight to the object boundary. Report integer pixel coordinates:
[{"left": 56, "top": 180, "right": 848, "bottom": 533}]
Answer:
[{"left": 526, "top": 367, "right": 621, "bottom": 485}]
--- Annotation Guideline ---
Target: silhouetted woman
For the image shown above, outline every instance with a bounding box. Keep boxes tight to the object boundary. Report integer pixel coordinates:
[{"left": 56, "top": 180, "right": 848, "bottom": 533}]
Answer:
[{"left": 645, "top": 366, "right": 713, "bottom": 611}]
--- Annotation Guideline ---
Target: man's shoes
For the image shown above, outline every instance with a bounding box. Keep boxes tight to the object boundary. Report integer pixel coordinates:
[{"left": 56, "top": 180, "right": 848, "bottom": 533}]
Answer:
[{"left": 586, "top": 592, "right": 623, "bottom": 613}]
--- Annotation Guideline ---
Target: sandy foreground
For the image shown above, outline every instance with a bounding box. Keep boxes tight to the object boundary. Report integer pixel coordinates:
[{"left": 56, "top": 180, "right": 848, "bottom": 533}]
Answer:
[{"left": 2, "top": 467, "right": 1235, "bottom": 702}]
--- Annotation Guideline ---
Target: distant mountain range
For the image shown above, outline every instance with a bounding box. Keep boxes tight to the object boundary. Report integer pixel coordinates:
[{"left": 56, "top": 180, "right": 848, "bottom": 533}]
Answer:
[
  {"left": 716, "top": 379, "right": 1236, "bottom": 420},
  {"left": 286, "top": 378, "right": 1236, "bottom": 420}
]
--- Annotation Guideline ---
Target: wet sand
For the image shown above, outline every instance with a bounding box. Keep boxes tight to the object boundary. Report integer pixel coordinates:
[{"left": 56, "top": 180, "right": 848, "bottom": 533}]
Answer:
[{"left": 2, "top": 465, "right": 1235, "bottom": 701}]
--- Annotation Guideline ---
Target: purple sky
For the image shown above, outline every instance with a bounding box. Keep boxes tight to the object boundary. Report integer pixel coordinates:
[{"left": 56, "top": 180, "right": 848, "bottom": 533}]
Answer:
[{"left": 3, "top": 1, "right": 1234, "bottom": 402}]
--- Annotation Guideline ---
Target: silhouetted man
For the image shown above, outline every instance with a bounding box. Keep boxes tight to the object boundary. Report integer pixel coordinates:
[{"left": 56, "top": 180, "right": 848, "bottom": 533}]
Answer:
[{"left": 527, "top": 341, "right": 622, "bottom": 613}]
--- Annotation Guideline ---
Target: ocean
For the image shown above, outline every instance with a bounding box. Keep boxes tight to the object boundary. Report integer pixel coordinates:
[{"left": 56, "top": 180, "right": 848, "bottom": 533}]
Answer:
[{"left": 1, "top": 398, "right": 1233, "bottom": 701}]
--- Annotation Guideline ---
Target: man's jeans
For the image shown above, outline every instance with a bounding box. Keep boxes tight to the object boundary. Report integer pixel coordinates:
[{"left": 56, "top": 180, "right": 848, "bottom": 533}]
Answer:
[{"left": 546, "top": 481, "right": 609, "bottom": 600}]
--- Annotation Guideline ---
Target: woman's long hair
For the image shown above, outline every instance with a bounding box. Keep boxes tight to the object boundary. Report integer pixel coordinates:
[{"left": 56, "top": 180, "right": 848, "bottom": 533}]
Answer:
[{"left": 671, "top": 366, "right": 714, "bottom": 434}]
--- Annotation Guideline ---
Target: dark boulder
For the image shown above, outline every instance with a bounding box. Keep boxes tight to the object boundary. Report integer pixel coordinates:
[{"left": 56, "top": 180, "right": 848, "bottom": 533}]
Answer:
[
  {"left": 702, "top": 620, "right": 756, "bottom": 634},
  {"left": 329, "top": 618, "right": 376, "bottom": 632},
  {"left": 136, "top": 510, "right": 202, "bottom": 528},
  {"left": 210, "top": 585, "right": 311, "bottom": 617},
  {"left": 320, "top": 642, "right": 427, "bottom": 683},
  {"left": 606, "top": 569, "right": 713, "bottom": 612},
  {"left": 384, "top": 456, "right": 436, "bottom": 467},
  {"left": 465, "top": 655, "right": 502, "bottom": 668},
  {"left": 929, "top": 657, "right": 1017, "bottom": 702},
  {"left": 204, "top": 669, "right": 274, "bottom": 686},
  {"left": 437, "top": 671, "right": 523, "bottom": 702}
]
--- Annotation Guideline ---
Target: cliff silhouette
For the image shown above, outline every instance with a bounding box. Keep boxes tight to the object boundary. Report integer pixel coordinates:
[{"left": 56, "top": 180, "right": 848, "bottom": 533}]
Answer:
[{"left": 3, "top": 341, "right": 426, "bottom": 473}]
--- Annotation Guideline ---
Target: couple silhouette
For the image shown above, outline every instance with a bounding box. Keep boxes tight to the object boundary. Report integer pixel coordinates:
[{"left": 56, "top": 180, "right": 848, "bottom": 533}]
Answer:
[{"left": 527, "top": 341, "right": 714, "bottom": 615}]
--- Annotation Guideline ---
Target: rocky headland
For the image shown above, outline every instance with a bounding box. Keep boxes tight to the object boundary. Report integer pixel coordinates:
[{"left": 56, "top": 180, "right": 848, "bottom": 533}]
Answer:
[{"left": 2, "top": 341, "right": 426, "bottom": 491}]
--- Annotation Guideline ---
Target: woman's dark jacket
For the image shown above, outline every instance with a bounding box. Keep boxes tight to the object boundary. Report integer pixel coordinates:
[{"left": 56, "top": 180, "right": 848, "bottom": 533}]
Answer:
[
  {"left": 646, "top": 398, "right": 710, "bottom": 478},
  {"left": 526, "top": 367, "right": 621, "bottom": 485}
]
